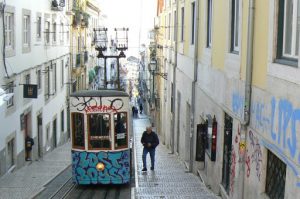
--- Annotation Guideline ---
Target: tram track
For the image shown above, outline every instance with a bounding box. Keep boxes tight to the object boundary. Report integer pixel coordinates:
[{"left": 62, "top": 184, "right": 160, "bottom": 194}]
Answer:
[{"left": 49, "top": 177, "right": 75, "bottom": 199}]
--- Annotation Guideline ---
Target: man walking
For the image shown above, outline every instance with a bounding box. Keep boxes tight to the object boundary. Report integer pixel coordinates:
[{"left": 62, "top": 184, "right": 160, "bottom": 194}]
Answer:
[{"left": 141, "top": 126, "right": 159, "bottom": 171}]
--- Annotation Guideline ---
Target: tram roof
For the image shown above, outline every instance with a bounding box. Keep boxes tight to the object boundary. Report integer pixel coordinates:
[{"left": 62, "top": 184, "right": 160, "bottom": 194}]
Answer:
[{"left": 70, "top": 89, "right": 129, "bottom": 97}]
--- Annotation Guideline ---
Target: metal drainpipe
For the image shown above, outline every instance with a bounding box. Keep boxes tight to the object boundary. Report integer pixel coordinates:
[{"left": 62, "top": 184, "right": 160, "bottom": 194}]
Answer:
[
  {"left": 189, "top": 0, "right": 199, "bottom": 173},
  {"left": 171, "top": 0, "right": 179, "bottom": 154},
  {"left": 240, "top": 0, "right": 255, "bottom": 198}
]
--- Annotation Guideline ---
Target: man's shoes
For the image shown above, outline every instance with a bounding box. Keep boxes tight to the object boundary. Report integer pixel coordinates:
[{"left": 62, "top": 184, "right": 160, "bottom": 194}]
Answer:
[
  {"left": 142, "top": 168, "right": 147, "bottom": 172},
  {"left": 150, "top": 167, "right": 154, "bottom": 171}
]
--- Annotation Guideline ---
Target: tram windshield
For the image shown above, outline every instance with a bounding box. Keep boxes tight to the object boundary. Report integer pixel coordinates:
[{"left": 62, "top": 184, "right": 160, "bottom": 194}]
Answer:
[
  {"left": 114, "top": 112, "right": 128, "bottom": 149},
  {"left": 72, "top": 113, "right": 85, "bottom": 149},
  {"left": 88, "top": 113, "right": 111, "bottom": 149}
]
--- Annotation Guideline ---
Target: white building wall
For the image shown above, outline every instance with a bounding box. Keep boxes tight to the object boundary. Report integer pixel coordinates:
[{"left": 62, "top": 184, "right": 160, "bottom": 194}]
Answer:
[{"left": 0, "top": 0, "right": 70, "bottom": 176}]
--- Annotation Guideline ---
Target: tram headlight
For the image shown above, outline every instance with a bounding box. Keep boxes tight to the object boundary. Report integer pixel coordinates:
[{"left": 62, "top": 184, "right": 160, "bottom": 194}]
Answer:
[{"left": 96, "top": 162, "right": 105, "bottom": 171}]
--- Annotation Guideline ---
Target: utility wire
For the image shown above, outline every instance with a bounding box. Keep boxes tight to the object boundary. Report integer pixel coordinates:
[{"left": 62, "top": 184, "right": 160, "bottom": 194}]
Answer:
[{"left": 1, "top": 0, "right": 9, "bottom": 78}]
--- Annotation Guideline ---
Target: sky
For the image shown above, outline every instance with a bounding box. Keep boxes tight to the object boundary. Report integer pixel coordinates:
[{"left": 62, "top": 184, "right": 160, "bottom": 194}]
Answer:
[{"left": 98, "top": 0, "right": 157, "bottom": 57}]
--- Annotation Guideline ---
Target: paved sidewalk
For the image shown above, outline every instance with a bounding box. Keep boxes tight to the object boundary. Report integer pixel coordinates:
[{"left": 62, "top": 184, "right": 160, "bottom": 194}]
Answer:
[
  {"left": 133, "top": 114, "right": 221, "bottom": 199},
  {"left": 0, "top": 142, "right": 71, "bottom": 199}
]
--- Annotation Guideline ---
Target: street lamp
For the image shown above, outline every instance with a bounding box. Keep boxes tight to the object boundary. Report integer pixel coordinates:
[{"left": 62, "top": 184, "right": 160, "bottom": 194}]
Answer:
[{"left": 148, "top": 59, "right": 157, "bottom": 106}]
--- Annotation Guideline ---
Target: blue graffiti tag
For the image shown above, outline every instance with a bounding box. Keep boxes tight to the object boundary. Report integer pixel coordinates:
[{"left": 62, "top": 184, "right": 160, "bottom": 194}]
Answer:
[
  {"left": 232, "top": 92, "right": 244, "bottom": 118},
  {"left": 71, "top": 150, "right": 130, "bottom": 184},
  {"left": 270, "top": 98, "right": 300, "bottom": 162}
]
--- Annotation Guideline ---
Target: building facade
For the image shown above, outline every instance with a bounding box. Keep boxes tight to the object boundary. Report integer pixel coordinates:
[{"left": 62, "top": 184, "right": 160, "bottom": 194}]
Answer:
[
  {"left": 153, "top": 0, "right": 300, "bottom": 199},
  {"left": 0, "top": 0, "right": 71, "bottom": 176}
]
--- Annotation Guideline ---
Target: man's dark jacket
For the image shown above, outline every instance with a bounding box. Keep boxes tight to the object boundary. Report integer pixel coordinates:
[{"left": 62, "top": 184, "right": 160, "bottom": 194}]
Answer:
[{"left": 141, "top": 131, "right": 159, "bottom": 149}]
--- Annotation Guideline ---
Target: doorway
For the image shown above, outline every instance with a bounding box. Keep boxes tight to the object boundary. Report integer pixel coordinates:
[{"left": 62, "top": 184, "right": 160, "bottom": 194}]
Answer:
[
  {"left": 53, "top": 119, "right": 57, "bottom": 148},
  {"left": 176, "top": 91, "right": 181, "bottom": 154},
  {"left": 6, "top": 138, "right": 15, "bottom": 170},
  {"left": 221, "top": 113, "right": 233, "bottom": 194},
  {"left": 37, "top": 114, "right": 43, "bottom": 158},
  {"left": 185, "top": 103, "right": 191, "bottom": 164},
  {"left": 24, "top": 112, "right": 32, "bottom": 161}
]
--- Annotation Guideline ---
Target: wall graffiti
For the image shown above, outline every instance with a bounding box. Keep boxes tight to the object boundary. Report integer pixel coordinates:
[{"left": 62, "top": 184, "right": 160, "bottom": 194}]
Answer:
[
  {"left": 230, "top": 147, "right": 237, "bottom": 195},
  {"left": 232, "top": 92, "right": 244, "bottom": 119},
  {"left": 232, "top": 92, "right": 300, "bottom": 187},
  {"left": 72, "top": 150, "right": 130, "bottom": 184},
  {"left": 248, "top": 130, "right": 262, "bottom": 181},
  {"left": 245, "top": 154, "right": 251, "bottom": 178},
  {"left": 270, "top": 98, "right": 300, "bottom": 162}
]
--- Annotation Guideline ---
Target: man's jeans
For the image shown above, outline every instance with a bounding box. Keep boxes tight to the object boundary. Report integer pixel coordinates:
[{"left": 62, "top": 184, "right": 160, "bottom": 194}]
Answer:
[{"left": 142, "top": 147, "right": 155, "bottom": 169}]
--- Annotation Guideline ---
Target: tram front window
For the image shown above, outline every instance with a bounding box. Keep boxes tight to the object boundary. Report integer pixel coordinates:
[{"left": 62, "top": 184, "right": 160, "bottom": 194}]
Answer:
[
  {"left": 72, "top": 113, "right": 85, "bottom": 149},
  {"left": 114, "top": 112, "right": 127, "bottom": 149},
  {"left": 88, "top": 113, "right": 111, "bottom": 149}
]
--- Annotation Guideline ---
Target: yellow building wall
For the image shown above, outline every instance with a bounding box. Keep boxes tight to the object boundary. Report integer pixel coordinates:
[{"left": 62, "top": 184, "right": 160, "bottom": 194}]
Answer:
[
  {"left": 211, "top": 0, "right": 227, "bottom": 70},
  {"left": 241, "top": 0, "right": 268, "bottom": 88}
]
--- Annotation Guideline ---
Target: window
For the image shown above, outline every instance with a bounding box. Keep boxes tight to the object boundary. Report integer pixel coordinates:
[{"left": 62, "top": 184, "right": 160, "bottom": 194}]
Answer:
[
  {"left": 231, "top": 0, "right": 240, "bottom": 52},
  {"left": 61, "top": 60, "right": 64, "bottom": 87},
  {"left": 60, "top": 22, "right": 64, "bottom": 44},
  {"left": 168, "top": 13, "right": 171, "bottom": 40},
  {"left": 23, "top": 15, "right": 30, "bottom": 46},
  {"left": 265, "top": 150, "right": 286, "bottom": 199},
  {"left": 45, "top": 21, "right": 50, "bottom": 44},
  {"left": 72, "top": 113, "right": 84, "bottom": 149},
  {"left": 191, "top": 2, "right": 196, "bottom": 45},
  {"left": 25, "top": 74, "right": 30, "bottom": 84},
  {"left": 37, "top": 69, "right": 41, "bottom": 89},
  {"left": 67, "top": 30, "right": 69, "bottom": 41},
  {"left": 88, "top": 113, "right": 111, "bottom": 149},
  {"left": 207, "top": 0, "right": 213, "bottom": 47},
  {"left": 4, "top": 12, "right": 14, "bottom": 49},
  {"left": 61, "top": 110, "right": 64, "bottom": 132},
  {"left": 52, "top": 63, "right": 56, "bottom": 94},
  {"left": 276, "top": 0, "right": 300, "bottom": 65},
  {"left": 165, "top": 15, "right": 167, "bottom": 39},
  {"left": 6, "top": 82, "right": 14, "bottom": 108},
  {"left": 37, "top": 16, "right": 42, "bottom": 39},
  {"left": 53, "top": 22, "right": 56, "bottom": 43},
  {"left": 171, "top": 83, "right": 174, "bottom": 113},
  {"left": 114, "top": 112, "right": 128, "bottom": 149},
  {"left": 45, "top": 66, "right": 50, "bottom": 99},
  {"left": 181, "top": 7, "right": 185, "bottom": 42},
  {"left": 174, "top": 10, "right": 177, "bottom": 42}
]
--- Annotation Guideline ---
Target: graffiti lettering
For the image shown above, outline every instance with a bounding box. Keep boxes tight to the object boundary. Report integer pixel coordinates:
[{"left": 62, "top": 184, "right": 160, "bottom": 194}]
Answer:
[
  {"left": 72, "top": 97, "right": 98, "bottom": 111},
  {"left": 270, "top": 98, "right": 300, "bottom": 161},
  {"left": 245, "top": 154, "right": 251, "bottom": 178},
  {"left": 230, "top": 147, "right": 237, "bottom": 195},
  {"left": 249, "top": 131, "right": 262, "bottom": 181},
  {"left": 85, "top": 105, "right": 117, "bottom": 113},
  {"left": 232, "top": 92, "right": 244, "bottom": 118},
  {"left": 232, "top": 91, "right": 300, "bottom": 187},
  {"left": 72, "top": 150, "right": 130, "bottom": 184}
]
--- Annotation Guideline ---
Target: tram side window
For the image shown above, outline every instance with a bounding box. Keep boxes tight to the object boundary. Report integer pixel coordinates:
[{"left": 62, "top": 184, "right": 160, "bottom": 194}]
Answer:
[
  {"left": 114, "top": 112, "right": 128, "bottom": 149},
  {"left": 88, "top": 113, "right": 111, "bottom": 149},
  {"left": 72, "top": 113, "right": 85, "bottom": 149}
]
